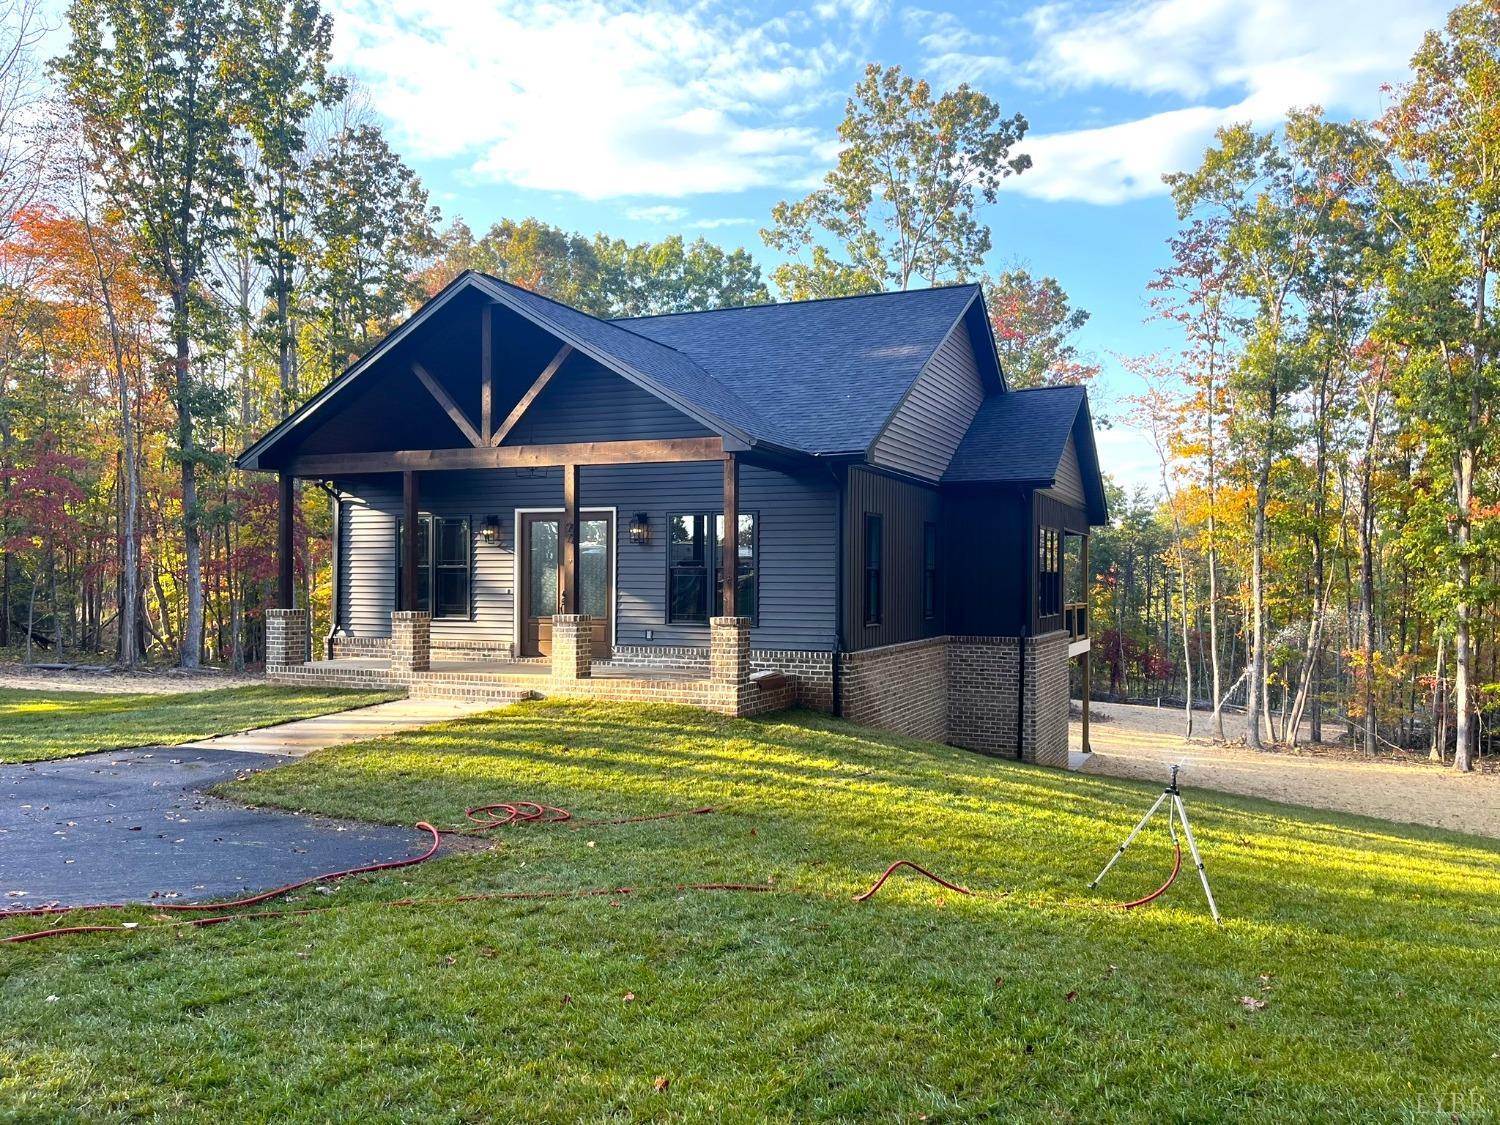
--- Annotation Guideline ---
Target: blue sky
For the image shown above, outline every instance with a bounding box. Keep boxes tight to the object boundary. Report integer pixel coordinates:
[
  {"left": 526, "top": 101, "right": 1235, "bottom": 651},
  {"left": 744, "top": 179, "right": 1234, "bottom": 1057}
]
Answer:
[{"left": 116, "top": 1, "right": 1475, "bottom": 489}]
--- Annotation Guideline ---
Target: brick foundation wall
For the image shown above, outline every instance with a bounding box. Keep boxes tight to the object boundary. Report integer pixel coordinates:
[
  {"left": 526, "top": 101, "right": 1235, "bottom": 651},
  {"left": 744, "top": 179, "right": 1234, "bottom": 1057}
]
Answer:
[
  {"left": 841, "top": 636, "right": 948, "bottom": 741},
  {"left": 1022, "top": 630, "right": 1070, "bottom": 767},
  {"left": 947, "top": 636, "right": 1020, "bottom": 756},
  {"left": 608, "top": 645, "right": 835, "bottom": 712},
  {"left": 330, "top": 635, "right": 389, "bottom": 660},
  {"left": 944, "top": 631, "right": 1070, "bottom": 765}
]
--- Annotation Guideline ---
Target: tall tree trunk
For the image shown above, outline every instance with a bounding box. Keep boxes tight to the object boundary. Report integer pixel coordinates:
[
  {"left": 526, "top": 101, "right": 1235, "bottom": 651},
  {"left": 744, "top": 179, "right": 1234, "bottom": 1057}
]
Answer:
[
  {"left": 1247, "top": 447, "right": 1272, "bottom": 749},
  {"left": 173, "top": 294, "right": 203, "bottom": 670}
]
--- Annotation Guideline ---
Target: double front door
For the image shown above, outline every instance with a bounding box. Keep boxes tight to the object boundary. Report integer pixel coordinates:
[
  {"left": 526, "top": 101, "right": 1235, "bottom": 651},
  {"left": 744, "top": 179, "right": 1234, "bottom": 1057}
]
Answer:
[{"left": 519, "top": 511, "right": 613, "bottom": 659}]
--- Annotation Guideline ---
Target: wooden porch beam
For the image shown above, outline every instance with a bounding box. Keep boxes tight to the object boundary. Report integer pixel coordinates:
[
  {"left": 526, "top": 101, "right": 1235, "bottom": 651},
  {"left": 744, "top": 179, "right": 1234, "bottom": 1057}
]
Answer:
[
  {"left": 412, "top": 362, "right": 483, "bottom": 448},
  {"left": 490, "top": 343, "right": 573, "bottom": 446},
  {"left": 285, "top": 437, "right": 725, "bottom": 477},
  {"left": 561, "top": 463, "right": 579, "bottom": 615},
  {"left": 480, "top": 304, "right": 493, "bottom": 443},
  {"left": 722, "top": 452, "right": 738, "bottom": 618}
]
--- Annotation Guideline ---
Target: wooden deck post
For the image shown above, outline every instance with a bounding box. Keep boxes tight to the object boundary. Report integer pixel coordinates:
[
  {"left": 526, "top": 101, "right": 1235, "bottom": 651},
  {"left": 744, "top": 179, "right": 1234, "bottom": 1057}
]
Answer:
[
  {"left": 402, "top": 470, "right": 419, "bottom": 612},
  {"left": 561, "top": 463, "right": 579, "bottom": 614},
  {"left": 722, "top": 453, "right": 739, "bottom": 617},
  {"left": 1081, "top": 533, "right": 1091, "bottom": 755},
  {"left": 277, "top": 472, "right": 294, "bottom": 610}
]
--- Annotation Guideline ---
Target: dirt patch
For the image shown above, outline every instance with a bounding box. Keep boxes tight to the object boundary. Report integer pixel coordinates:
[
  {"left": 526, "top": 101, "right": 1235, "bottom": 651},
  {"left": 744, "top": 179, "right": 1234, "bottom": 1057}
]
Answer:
[
  {"left": 0, "top": 663, "right": 261, "bottom": 695},
  {"left": 1075, "top": 701, "right": 1500, "bottom": 839}
]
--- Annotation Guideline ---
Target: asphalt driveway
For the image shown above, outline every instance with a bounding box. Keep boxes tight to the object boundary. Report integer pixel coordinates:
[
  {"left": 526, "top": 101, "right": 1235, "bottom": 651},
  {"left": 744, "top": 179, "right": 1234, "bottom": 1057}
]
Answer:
[{"left": 0, "top": 747, "right": 430, "bottom": 908}]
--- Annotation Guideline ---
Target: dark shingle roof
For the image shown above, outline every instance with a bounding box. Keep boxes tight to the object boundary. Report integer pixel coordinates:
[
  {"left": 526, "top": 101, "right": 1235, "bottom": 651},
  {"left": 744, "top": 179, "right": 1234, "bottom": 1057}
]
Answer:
[
  {"left": 943, "top": 385, "right": 1086, "bottom": 484},
  {"left": 613, "top": 284, "right": 983, "bottom": 454}
]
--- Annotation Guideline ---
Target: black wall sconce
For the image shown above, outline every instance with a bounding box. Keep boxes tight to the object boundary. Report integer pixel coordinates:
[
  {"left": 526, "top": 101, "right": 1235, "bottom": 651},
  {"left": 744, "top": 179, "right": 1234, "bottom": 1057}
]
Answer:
[
  {"left": 480, "top": 515, "right": 502, "bottom": 544},
  {"left": 629, "top": 512, "right": 650, "bottom": 545}
]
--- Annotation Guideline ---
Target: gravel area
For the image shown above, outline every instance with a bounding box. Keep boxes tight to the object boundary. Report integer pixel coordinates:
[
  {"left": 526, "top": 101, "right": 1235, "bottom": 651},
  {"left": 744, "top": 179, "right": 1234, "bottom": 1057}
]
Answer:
[
  {"left": 0, "top": 664, "right": 261, "bottom": 695},
  {"left": 1075, "top": 700, "right": 1500, "bottom": 839}
]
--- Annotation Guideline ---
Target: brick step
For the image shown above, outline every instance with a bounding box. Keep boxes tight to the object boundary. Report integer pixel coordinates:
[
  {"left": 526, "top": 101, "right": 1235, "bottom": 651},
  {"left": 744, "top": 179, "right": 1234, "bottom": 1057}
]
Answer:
[{"left": 408, "top": 677, "right": 536, "bottom": 704}]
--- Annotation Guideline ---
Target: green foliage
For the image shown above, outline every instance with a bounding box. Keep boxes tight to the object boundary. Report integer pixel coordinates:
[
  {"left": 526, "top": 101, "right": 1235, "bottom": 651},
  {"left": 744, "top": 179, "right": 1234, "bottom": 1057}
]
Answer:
[
  {"left": 763, "top": 63, "right": 1030, "bottom": 296},
  {"left": 303, "top": 124, "right": 439, "bottom": 384},
  {"left": 430, "top": 217, "right": 770, "bottom": 317},
  {"left": 3, "top": 700, "right": 1495, "bottom": 1117}
]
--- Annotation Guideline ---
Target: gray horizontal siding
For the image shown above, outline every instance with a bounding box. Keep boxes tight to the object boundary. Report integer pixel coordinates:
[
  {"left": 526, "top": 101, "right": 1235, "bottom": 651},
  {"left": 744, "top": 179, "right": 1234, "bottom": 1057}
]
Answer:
[
  {"left": 1044, "top": 431, "right": 1086, "bottom": 509},
  {"left": 869, "top": 320, "right": 984, "bottom": 481},
  {"left": 333, "top": 461, "right": 837, "bottom": 651},
  {"left": 500, "top": 360, "right": 712, "bottom": 445}
]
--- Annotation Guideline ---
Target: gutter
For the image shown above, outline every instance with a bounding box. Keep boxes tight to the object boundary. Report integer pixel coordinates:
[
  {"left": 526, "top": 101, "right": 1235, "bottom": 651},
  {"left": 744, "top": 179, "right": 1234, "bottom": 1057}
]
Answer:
[{"left": 829, "top": 459, "right": 847, "bottom": 718}]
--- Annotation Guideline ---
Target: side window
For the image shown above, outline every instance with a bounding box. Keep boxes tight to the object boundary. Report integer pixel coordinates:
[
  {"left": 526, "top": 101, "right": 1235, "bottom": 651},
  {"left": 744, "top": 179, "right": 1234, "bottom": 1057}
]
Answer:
[
  {"left": 1038, "top": 526, "right": 1061, "bottom": 618},
  {"left": 668, "top": 512, "right": 759, "bottom": 623},
  {"left": 396, "top": 515, "right": 471, "bottom": 618}
]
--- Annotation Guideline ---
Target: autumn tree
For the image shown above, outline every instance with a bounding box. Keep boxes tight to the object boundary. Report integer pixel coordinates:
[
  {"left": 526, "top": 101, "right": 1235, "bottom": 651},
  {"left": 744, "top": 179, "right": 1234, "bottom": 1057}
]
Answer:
[
  {"left": 983, "top": 268, "right": 1100, "bottom": 388},
  {"left": 763, "top": 63, "right": 1030, "bottom": 297},
  {"left": 1374, "top": 0, "right": 1500, "bottom": 771},
  {"left": 55, "top": 0, "right": 245, "bottom": 668}
]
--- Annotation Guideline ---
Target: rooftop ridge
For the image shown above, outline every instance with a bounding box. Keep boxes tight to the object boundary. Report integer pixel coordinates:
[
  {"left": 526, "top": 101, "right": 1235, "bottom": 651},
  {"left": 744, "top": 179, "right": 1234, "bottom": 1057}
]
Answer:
[{"left": 610, "top": 281, "right": 982, "bottom": 324}]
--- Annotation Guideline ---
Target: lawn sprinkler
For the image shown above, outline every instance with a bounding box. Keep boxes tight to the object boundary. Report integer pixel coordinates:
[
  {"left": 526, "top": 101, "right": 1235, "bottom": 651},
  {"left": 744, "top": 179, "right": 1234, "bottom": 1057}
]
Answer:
[{"left": 1089, "top": 763, "right": 1222, "bottom": 923}]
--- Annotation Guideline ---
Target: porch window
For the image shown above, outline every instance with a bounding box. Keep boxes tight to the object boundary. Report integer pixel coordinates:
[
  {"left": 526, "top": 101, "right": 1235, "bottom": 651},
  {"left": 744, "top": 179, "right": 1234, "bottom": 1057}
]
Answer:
[
  {"left": 863, "top": 514, "right": 882, "bottom": 626},
  {"left": 667, "top": 512, "right": 757, "bottom": 623},
  {"left": 922, "top": 522, "right": 938, "bottom": 621},
  {"left": 1038, "top": 526, "right": 1061, "bottom": 618},
  {"left": 396, "top": 515, "right": 471, "bottom": 618}
]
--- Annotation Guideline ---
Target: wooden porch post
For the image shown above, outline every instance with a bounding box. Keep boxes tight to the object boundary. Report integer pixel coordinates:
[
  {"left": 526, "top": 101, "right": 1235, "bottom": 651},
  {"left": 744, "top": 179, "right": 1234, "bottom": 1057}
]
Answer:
[
  {"left": 1081, "top": 532, "right": 1091, "bottom": 755},
  {"left": 561, "top": 463, "right": 579, "bottom": 614},
  {"left": 402, "top": 470, "right": 419, "bottom": 611},
  {"left": 722, "top": 452, "right": 739, "bottom": 617},
  {"left": 277, "top": 472, "right": 295, "bottom": 610}
]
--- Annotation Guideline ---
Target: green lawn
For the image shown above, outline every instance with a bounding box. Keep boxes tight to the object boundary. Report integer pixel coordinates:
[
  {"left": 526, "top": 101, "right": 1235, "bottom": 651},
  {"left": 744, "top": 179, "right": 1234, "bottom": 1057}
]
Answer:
[
  {"left": 2, "top": 700, "right": 1496, "bottom": 1121},
  {"left": 0, "top": 685, "right": 398, "bottom": 763}
]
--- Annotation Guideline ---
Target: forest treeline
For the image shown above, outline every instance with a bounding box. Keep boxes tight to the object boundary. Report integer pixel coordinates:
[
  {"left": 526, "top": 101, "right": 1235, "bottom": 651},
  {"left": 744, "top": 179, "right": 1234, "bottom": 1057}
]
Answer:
[{"left": 0, "top": 0, "right": 1493, "bottom": 769}]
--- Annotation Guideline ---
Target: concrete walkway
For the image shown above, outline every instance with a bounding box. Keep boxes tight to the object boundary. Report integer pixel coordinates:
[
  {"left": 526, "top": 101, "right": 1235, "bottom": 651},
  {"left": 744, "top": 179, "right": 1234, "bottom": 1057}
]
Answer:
[{"left": 181, "top": 697, "right": 501, "bottom": 758}]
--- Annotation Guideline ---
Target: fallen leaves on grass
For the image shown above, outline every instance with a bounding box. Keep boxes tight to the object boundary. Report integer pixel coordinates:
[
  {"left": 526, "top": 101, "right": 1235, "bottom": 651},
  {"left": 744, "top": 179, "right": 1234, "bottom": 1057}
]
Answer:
[{"left": 1239, "top": 996, "right": 1268, "bottom": 1012}]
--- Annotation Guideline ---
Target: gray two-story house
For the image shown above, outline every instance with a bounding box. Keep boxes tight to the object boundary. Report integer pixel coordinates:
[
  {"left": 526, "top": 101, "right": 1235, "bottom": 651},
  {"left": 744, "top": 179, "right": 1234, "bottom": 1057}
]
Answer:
[{"left": 239, "top": 271, "right": 1106, "bottom": 766}]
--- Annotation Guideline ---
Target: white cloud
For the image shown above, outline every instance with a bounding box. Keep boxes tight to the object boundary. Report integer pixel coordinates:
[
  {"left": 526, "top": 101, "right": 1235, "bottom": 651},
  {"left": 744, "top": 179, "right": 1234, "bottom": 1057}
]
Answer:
[
  {"left": 688, "top": 216, "right": 758, "bottom": 229},
  {"left": 625, "top": 205, "right": 690, "bottom": 223},
  {"left": 919, "top": 0, "right": 1450, "bottom": 205},
  {"left": 326, "top": 0, "right": 850, "bottom": 199}
]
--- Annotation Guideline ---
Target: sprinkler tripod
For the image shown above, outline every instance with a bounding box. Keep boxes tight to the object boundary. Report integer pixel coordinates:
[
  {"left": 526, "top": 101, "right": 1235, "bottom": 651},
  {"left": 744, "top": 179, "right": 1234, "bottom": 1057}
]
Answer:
[{"left": 1090, "top": 763, "right": 1221, "bottom": 923}]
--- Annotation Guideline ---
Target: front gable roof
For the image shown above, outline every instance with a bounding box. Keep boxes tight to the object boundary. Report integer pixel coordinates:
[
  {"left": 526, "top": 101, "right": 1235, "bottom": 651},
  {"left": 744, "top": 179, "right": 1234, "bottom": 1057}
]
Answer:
[
  {"left": 943, "top": 385, "right": 1109, "bottom": 524},
  {"left": 238, "top": 271, "right": 775, "bottom": 471}
]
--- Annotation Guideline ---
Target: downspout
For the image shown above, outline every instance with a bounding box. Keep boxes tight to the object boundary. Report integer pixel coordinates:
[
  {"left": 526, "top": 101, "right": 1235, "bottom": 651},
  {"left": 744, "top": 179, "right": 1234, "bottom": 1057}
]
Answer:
[
  {"left": 829, "top": 459, "right": 847, "bottom": 718},
  {"left": 315, "top": 481, "right": 342, "bottom": 660}
]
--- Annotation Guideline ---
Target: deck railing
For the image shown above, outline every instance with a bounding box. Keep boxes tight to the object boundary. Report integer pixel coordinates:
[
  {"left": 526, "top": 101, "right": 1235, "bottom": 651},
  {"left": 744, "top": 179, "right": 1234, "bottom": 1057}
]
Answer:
[{"left": 1064, "top": 602, "right": 1088, "bottom": 641}]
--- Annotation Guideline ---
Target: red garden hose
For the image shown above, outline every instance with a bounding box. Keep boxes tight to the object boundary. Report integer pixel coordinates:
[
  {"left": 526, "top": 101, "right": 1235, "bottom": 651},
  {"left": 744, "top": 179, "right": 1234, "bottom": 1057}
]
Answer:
[
  {"left": 0, "top": 802, "right": 728, "bottom": 943},
  {"left": 854, "top": 859, "right": 973, "bottom": 902},
  {"left": 1113, "top": 806, "right": 1183, "bottom": 911},
  {"left": 1115, "top": 839, "right": 1182, "bottom": 910},
  {"left": 2, "top": 800, "right": 978, "bottom": 944}
]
